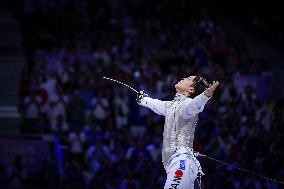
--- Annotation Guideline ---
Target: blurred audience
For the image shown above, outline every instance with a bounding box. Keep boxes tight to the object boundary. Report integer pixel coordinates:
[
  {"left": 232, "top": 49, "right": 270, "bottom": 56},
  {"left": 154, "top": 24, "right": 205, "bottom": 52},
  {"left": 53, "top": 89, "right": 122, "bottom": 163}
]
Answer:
[{"left": 4, "top": 0, "right": 283, "bottom": 188}]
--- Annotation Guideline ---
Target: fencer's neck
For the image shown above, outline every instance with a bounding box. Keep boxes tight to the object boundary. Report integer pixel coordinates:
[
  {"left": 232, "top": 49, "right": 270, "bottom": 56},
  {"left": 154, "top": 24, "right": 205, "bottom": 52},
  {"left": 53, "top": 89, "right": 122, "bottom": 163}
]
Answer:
[
  {"left": 176, "top": 89, "right": 189, "bottom": 97},
  {"left": 175, "top": 92, "right": 190, "bottom": 99},
  {"left": 174, "top": 92, "right": 189, "bottom": 101}
]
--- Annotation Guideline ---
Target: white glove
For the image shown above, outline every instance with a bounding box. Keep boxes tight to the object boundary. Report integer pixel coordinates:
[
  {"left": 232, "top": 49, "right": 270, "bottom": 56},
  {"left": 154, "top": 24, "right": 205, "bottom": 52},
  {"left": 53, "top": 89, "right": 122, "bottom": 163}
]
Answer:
[{"left": 136, "top": 90, "right": 148, "bottom": 104}]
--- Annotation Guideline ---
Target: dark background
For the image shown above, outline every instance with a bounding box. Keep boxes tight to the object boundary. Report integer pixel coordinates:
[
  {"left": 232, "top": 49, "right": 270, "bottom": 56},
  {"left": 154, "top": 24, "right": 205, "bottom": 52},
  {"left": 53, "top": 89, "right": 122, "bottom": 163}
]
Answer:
[{"left": 0, "top": 0, "right": 283, "bottom": 188}]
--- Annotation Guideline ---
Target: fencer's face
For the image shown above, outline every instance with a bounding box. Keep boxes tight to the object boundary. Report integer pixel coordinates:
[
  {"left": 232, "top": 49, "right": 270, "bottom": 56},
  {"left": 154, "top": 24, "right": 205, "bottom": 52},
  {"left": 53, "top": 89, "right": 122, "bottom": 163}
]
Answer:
[{"left": 175, "top": 76, "right": 196, "bottom": 94}]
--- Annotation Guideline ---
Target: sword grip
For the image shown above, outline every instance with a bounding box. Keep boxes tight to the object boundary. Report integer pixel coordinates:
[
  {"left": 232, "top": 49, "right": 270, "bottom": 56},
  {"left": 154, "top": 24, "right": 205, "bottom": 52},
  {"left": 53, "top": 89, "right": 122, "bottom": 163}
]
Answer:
[{"left": 136, "top": 90, "right": 148, "bottom": 104}]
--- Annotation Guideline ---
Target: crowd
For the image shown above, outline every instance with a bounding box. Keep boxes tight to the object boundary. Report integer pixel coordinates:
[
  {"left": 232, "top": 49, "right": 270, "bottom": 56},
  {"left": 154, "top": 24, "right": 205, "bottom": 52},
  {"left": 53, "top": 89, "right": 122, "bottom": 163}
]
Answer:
[{"left": 1, "top": 0, "right": 283, "bottom": 188}]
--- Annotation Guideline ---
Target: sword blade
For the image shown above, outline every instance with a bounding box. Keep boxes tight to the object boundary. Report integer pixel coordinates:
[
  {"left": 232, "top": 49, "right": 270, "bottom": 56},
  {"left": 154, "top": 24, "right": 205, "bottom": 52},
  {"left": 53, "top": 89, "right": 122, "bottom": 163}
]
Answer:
[{"left": 102, "top": 76, "right": 139, "bottom": 94}]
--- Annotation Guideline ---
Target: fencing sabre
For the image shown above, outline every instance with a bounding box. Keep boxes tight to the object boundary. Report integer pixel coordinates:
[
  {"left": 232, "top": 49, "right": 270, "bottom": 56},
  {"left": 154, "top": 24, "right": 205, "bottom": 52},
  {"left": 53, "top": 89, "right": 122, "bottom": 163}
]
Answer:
[
  {"left": 102, "top": 76, "right": 139, "bottom": 94},
  {"left": 195, "top": 152, "right": 284, "bottom": 186}
]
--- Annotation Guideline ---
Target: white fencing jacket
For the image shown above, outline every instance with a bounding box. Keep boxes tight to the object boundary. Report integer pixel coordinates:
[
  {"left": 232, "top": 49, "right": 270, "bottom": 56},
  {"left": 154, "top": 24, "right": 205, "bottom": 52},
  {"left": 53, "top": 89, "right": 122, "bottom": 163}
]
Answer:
[{"left": 140, "top": 92, "right": 210, "bottom": 169}]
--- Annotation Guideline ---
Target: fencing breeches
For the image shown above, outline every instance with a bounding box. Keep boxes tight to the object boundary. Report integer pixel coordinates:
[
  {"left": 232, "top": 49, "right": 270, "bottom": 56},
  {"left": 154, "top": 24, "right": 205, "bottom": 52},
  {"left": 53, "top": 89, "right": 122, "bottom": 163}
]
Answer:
[{"left": 164, "top": 148, "right": 203, "bottom": 189}]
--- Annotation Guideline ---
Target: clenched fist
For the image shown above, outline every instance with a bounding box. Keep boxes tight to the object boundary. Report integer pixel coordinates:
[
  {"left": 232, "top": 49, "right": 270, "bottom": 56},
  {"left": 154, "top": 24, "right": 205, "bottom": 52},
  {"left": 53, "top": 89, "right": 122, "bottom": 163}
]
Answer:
[{"left": 204, "top": 81, "right": 219, "bottom": 98}]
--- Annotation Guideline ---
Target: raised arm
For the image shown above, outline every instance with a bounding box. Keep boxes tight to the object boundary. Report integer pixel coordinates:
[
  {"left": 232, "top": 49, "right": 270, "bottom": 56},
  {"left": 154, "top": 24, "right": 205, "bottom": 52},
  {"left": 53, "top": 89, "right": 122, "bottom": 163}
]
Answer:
[
  {"left": 180, "top": 92, "right": 210, "bottom": 119},
  {"left": 180, "top": 81, "right": 219, "bottom": 119}
]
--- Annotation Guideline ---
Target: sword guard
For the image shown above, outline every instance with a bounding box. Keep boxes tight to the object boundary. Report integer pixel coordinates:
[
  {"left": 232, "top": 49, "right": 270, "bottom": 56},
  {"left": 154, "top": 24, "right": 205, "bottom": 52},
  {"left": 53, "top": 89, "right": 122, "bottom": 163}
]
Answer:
[{"left": 136, "top": 90, "right": 148, "bottom": 104}]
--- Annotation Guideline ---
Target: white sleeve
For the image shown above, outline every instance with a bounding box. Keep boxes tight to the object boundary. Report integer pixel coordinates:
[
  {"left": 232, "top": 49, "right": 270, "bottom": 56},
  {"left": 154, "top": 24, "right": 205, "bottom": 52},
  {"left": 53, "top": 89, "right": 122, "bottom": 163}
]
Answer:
[
  {"left": 139, "top": 97, "right": 169, "bottom": 116},
  {"left": 180, "top": 92, "right": 210, "bottom": 119}
]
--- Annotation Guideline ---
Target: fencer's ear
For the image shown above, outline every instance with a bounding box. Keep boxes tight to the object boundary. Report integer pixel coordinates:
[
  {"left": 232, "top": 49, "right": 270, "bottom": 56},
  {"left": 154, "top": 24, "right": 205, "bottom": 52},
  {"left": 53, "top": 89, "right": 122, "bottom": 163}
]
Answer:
[{"left": 188, "top": 87, "right": 195, "bottom": 94}]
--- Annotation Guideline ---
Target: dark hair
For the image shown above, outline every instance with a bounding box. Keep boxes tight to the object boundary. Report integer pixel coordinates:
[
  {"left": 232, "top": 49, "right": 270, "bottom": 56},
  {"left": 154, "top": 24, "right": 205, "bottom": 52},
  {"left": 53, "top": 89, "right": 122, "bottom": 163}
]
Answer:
[{"left": 191, "top": 75, "right": 210, "bottom": 97}]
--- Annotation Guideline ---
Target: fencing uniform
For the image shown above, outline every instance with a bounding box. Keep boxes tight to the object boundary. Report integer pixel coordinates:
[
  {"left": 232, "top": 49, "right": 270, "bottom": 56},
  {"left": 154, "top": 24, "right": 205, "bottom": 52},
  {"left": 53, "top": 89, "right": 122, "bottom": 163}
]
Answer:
[{"left": 140, "top": 93, "right": 210, "bottom": 189}]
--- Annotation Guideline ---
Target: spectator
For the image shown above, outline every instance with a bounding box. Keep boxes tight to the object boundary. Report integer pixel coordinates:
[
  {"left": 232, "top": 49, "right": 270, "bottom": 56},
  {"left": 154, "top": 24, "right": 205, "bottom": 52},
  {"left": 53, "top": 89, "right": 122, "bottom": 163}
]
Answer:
[
  {"left": 46, "top": 94, "right": 67, "bottom": 132},
  {"left": 6, "top": 156, "right": 27, "bottom": 189},
  {"left": 22, "top": 90, "right": 42, "bottom": 132},
  {"left": 68, "top": 89, "right": 86, "bottom": 128},
  {"left": 113, "top": 88, "right": 129, "bottom": 129},
  {"left": 91, "top": 91, "right": 109, "bottom": 128},
  {"left": 68, "top": 127, "right": 86, "bottom": 162}
]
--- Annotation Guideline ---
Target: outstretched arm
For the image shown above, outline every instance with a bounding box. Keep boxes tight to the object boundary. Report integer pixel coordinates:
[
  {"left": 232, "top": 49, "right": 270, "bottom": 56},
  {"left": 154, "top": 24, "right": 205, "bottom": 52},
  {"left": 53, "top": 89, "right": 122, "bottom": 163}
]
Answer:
[
  {"left": 139, "top": 97, "right": 169, "bottom": 116},
  {"left": 180, "top": 81, "right": 219, "bottom": 119}
]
